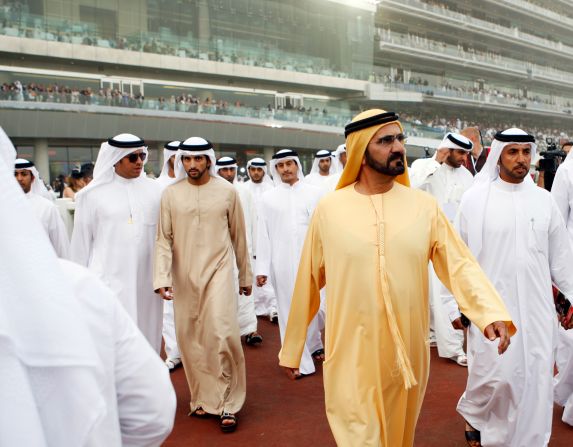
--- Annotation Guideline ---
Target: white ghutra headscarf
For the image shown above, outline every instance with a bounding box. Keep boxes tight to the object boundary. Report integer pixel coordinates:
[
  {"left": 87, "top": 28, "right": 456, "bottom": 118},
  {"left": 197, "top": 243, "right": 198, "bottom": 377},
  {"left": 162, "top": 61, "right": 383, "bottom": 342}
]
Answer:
[
  {"left": 332, "top": 144, "right": 346, "bottom": 173},
  {"left": 14, "top": 158, "right": 53, "bottom": 200},
  {"left": 247, "top": 157, "right": 273, "bottom": 185},
  {"left": 158, "top": 140, "right": 180, "bottom": 179},
  {"left": 309, "top": 149, "right": 335, "bottom": 176},
  {"left": 174, "top": 137, "right": 218, "bottom": 179},
  {"left": 270, "top": 149, "right": 305, "bottom": 186},
  {"left": 77, "top": 133, "right": 148, "bottom": 199},
  {"left": 438, "top": 132, "right": 473, "bottom": 152},
  {"left": 460, "top": 128, "right": 537, "bottom": 258},
  {"left": 216, "top": 156, "right": 239, "bottom": 184}
]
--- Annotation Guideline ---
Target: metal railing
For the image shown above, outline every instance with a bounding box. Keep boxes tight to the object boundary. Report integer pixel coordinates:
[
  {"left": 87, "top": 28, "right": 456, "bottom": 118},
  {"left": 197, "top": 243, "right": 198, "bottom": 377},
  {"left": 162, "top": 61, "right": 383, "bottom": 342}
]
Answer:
[
  {"left": 380, "top": 0, "right": 573, "bottom": 57},
  {"left": 377, "top": 29, "right": 573, "bottom": 86}
]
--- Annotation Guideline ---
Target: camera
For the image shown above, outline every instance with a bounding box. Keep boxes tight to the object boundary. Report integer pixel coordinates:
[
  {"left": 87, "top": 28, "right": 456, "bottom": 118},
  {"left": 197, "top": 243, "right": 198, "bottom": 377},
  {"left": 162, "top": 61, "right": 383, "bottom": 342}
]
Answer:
[{"left": 538, "top": 137, "right": 567, "bottom": 190}]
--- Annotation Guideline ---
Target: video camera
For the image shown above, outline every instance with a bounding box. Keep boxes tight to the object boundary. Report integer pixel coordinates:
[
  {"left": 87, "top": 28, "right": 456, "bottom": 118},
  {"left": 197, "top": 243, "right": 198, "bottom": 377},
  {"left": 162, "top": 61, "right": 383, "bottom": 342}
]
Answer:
[
  {"left": 538, "top": 137, "right": 568, "bottom": 191},
  {"left": 538, "top": 138, "right": 567, "bottom": 173}
]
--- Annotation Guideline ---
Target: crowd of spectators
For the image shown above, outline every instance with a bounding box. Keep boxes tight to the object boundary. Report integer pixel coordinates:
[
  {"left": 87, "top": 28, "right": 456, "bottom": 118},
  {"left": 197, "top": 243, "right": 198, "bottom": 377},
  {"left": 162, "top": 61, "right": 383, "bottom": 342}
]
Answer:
[
  {"left": 0, "top": 80, "right": 347, "bottom": 127},
  {"left": 401, "top": 111, "right": 571, "bottom": 146},
  {"left": 0, "top": 1, "right": 355, "bottom": 80},
  {"left": 366, "top": 71, "right": 573, "bottom": 113},
  {"left": 2, "top": 78, "right": 572, "bottom": 142}
]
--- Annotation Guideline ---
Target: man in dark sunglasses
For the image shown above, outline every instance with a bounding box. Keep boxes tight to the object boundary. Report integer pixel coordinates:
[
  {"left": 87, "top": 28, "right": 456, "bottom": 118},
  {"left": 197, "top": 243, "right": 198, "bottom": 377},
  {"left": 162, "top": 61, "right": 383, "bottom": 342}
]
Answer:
[
  {"left": 115, "top": 150, "right": 147, "bottom": 179},
  {"left": 70, "top": 133, "right": 164, "bottom": 356}
]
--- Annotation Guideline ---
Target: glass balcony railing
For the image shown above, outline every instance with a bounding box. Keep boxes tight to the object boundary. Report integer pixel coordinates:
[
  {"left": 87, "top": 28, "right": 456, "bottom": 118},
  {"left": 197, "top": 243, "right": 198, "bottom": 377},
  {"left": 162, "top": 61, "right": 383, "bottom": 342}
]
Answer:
[
  {"left": 381, "top": 0, "right": 573, "bottom": 58},
  {"left": 377, "top": 29, "right": 573, "bottom": 87},
  {"left": 0, "top": 85, "right": 450, "bottom": 139},
  {"left": 0, "top": 90, "right": 354, "bottom": 128},
  {"left": 0, "top": 9, "right": 369, "bottom": 81},
  {"left": 2, "top": 76, "right": 571, "bottom": 138},
  {"left": 383, "top": 82, "right": 573, "bottom": 113},
  {"left": 499, "top": 0, "right": 573, "bottom": 26}
]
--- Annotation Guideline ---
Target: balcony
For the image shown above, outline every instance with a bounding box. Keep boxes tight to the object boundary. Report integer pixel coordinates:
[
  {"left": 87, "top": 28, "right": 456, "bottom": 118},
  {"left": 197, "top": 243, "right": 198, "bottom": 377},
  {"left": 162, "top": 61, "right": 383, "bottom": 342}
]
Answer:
[
  {"left": 483, "top": 0, "right": 573, "bottom": 32},
  {"left": 377, "top": 29, "right": 573, "bottom": 90},
  {"left": 378, "top": 0, "right": 573, "bottom": 63},
  {"left": 0, "top": 8, "right": 370, "bottom": 89}
]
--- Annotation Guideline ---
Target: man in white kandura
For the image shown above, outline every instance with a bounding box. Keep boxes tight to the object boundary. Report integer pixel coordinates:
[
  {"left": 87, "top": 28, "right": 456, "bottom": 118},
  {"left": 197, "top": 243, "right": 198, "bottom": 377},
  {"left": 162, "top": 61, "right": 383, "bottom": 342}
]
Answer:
[
  {"left": 217, "top": 156, "right": 262, "bottom": 345},
  {"left": 71, "top": 133, "right": 163, "bottom": 353},
  {"left": 156, "top": 140, "right": 183, "bottom": 371},
  {"left": 410, "top": 132, "right": 474, "bottom": 367},
  {"left": 304, "top": 149, "right": 335, "bottom": 188},
  {"left": 256, "top": 149, "right": 325, "bottom": 374},
  {"left": 13, "top": 158, "right": 69, "bottom": 258},
  {"left": 0, "top": 132, "right": 176, "bottom": 447},
  {"left": 325, "top": 144, "right": 347, "bottom": 190},
  {"left": 244, "top": 157, "right": 278, "bottom": 322},
  {"left": 446, "top": 128, "right": 573, "bottom": 446},
  {"left": 551, "top": 143, "right": 573, "bottom": 427},
  {"left": 156, "top": 140, "right": 181, "bottom": 189}
]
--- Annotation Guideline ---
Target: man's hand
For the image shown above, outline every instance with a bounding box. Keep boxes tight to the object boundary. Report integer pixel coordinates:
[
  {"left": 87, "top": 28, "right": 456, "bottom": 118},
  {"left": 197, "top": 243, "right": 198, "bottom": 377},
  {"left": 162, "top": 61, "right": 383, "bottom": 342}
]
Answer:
[
  {"left": 281, "top": 366, "right": 301, "bottom": 380},
  {"left": 435, "top": 148, "right": 449, "bottom": 164},
  {"left": 256, "top": 275, "right": 267, "bottom": 287},
  {"left": 239, "top": 286, "right": 252, "bottom": 296},
  {"left": 157, "top": 287, "right": 174, "bottom": 301},
  {"left": 483, "top": 321, "right": 511, "bottom": 354},
  {"left": 451, "top": 317, "right": 465, "bottom": 331},
  {"left": 559, "top": 311, "right": 573, "bottom": 330}
]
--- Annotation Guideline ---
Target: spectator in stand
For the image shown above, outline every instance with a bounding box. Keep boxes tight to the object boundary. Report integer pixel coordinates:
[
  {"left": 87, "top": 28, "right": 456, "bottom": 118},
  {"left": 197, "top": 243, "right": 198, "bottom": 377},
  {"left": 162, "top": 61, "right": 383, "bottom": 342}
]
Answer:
[{"left": 62, "top": 167, "right": 86, "bottom": 200}]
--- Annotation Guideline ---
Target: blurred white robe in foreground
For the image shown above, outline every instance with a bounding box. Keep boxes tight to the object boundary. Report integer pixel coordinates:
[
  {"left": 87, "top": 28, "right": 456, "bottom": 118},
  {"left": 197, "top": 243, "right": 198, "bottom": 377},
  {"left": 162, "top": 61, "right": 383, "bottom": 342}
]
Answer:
[{"left": 551, "top": 150, "right": 573, "bottom": 426}]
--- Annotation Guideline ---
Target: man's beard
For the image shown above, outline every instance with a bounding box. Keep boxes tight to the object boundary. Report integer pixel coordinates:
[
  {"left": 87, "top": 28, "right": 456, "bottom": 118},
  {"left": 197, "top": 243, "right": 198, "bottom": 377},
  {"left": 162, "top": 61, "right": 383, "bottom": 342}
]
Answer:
[
  {"left": 187, "top": 166, "right": 207, "bottom": 179},
  {"left": 446, "top": 153, "right": 463, "bottom": 168},
  {"left": 500, "top": 160, "right": 529, "bottom": 181},
  {"left": 365, "top": 149, "right": 405, "bottom": 176}
]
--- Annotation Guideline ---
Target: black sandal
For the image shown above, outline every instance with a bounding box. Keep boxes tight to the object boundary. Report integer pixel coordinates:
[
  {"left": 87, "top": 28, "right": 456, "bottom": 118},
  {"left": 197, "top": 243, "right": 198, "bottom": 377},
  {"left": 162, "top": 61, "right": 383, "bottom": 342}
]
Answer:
[
  {"left": 464, "top": 422, "right": 481, "bottom": 447},
  {"left": 312, "top": 349, "right": 325, "bottom": 361},
  {"left": 220, "top": 412, "right": 238, "bottom": 433},
  {"left": 245, "top": 332, "right": 263, "bottom": 346}
]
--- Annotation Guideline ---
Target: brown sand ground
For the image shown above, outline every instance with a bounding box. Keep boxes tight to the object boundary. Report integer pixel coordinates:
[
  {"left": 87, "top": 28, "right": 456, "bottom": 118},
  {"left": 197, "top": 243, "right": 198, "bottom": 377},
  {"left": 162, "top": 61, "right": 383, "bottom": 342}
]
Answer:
[{"left": 163, "top": 318, "right": 573, "bottom": 446}]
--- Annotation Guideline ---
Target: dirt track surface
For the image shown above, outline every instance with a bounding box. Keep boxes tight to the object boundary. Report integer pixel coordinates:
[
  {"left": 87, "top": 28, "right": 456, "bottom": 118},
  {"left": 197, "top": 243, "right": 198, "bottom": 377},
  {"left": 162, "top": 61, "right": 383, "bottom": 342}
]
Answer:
[{"left": 163, "top": 318, "right": 573, "bottom": 446}]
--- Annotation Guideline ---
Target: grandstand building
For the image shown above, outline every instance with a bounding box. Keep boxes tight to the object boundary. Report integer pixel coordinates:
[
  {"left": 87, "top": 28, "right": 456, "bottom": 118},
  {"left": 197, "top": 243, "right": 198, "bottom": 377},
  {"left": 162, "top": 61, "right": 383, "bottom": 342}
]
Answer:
[{"left": 1, "top": 0, "right": 572, "bottom": 182}]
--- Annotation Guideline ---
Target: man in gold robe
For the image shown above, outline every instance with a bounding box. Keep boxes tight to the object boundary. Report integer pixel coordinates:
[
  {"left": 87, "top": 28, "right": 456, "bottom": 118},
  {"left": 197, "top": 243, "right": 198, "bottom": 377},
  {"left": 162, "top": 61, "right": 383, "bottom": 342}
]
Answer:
[
  {"left": 279, "top": 109, "right": 515, "bottom": 446},
  {"left": 153, "top": 137, "right": 252, "bottom": 433}
]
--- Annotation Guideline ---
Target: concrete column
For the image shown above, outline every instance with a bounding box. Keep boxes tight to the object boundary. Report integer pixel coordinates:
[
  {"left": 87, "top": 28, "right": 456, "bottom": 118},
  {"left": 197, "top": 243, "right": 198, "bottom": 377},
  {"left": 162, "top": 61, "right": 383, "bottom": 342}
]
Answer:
[
  {"left": 263, "top": 147, "right": 274, "bottom": 163},
  {"left": 198, "top": 0, "right": 210, "bottom": 50},
  {"left": 34, "top": 138, "right": 50, "bottom": 183}
]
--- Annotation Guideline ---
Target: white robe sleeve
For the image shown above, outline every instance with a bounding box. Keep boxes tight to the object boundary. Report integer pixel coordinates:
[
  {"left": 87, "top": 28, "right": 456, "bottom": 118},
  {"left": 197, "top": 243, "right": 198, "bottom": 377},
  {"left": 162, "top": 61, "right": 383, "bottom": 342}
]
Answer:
[
  {"left": 47, "top": 205, "right": 70, "bottom": 259},
  {"left": 250, "top": 195, "right": 258, "bottom": 258},
  {"left": 409, "top": 158, "right": 441, "bottom": 190},
  {"left": 551, "top": 164, "right": 571, "bottom": 225},
  {"left": 548, "top": 197, "right": 573, "bottom": 298},
  {"left": 440, "top": 205, "right": 469, "bottom": 322},
  {"left": 70, "top": 195, "right": 93, "bottom": 266},
  {"left": 238, "top": 185, "right": 256, "bottom": 258},
  {"left": 113, "top": 298, "right": 176, "bottom": 446},
  {"left": 255, "top": 200, "right": 272, "bottom": 277}
]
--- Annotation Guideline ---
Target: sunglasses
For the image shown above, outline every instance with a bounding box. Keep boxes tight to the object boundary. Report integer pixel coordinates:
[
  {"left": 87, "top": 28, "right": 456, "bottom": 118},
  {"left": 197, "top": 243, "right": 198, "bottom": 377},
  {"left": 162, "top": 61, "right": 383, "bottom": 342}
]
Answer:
[
  {"left": 125, "top": 152, "right": 147, "bottom": 163},
  {"left": 379, "top": 134, "right": 406, "bottom": 145}
]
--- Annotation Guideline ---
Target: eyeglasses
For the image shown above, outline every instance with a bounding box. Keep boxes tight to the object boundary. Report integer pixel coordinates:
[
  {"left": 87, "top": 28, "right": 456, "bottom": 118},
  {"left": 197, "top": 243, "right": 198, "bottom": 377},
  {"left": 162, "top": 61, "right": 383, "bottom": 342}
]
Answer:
[
  {"left": 378, "top": 134, "right": 406, "bottom": 145},
  {"left": 125, "top": 152, "right": 147, "bottom": 163}
]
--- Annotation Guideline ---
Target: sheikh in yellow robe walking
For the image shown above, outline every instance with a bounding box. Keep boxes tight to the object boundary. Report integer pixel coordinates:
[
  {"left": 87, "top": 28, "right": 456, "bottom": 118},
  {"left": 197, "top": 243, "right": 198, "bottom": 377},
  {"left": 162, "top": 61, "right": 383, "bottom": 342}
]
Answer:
[{"left": 279, "top": 182, "right": 515, "bottom": 446}]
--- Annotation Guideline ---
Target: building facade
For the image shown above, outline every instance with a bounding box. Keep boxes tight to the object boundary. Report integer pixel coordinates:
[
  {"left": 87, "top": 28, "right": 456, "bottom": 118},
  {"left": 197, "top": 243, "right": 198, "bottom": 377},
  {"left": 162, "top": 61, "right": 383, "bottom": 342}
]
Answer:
[{"left": 1, "top": 0, "right": 572, "bottom": 183}]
